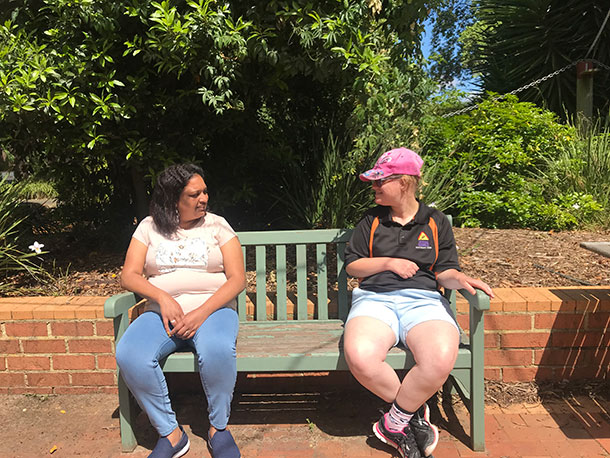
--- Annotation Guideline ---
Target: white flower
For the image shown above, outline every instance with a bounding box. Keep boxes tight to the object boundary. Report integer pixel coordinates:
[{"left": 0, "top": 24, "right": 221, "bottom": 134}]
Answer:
[
  {"left": 572, "top": 203, "right": 580, "bottom": 210},
  {"left": 493, "top": 163, "right": 501, "bottom": 169},
  {"left": 28, "top": 241, "right": 45, "bottom": 254},
  {"left": 429, "top": 202, "right": 437, "bottom": 208}
]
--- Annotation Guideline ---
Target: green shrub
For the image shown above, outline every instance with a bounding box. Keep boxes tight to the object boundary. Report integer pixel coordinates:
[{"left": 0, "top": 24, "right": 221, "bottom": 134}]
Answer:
[
  {"left": 421, "top": 95, "right": 577, "bottom": 229},
  {"left": 417, "top": 150, "right": 472, "bottom": 214},
  {"left": 458, "top": 186, "right": 601, "bottom": 230},
  {"left": 17, "top": 180, "right": 58, "bottom": 200}
]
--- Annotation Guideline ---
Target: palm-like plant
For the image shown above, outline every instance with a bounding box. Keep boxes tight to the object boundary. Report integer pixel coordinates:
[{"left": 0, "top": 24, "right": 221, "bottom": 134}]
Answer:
[{"left": 463, "top": 0, "right": 610, "bottom": 117}]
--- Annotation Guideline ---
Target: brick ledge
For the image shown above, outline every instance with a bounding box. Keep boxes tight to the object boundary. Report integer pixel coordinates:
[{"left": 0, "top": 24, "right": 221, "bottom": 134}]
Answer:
[
  {"left": 1, "top": 286, "right": 610, "bottom": 320},
  {"left": 0, "top": 296, "right": 107, "bottom": 320}
]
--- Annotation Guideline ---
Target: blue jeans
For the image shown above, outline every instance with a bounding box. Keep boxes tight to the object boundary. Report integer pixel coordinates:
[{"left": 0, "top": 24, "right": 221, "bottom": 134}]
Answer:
[{"left": 115, "top": 308, "right": 239, "bottom": 437}]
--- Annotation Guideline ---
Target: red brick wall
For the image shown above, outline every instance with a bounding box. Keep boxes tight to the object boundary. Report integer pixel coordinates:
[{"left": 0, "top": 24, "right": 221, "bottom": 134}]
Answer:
[
  {"left": 1, "top": 287, "right": 609, "bottom": 394},
  {"left": 456, "top": 286, "right": 610, "bottom": 382},
  {"left": 0, "top": 297, "right": 117, "bottom": 394}
]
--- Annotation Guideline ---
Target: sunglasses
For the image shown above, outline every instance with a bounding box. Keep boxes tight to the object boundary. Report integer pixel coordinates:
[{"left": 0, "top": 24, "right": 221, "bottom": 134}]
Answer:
[{"left": 371, "top": 175, "right": 403, "bottom": 187}]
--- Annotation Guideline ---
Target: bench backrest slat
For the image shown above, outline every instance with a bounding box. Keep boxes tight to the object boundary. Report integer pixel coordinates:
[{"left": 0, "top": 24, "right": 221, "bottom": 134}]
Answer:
[
  {"left": 255, "top": 245, "right": 267, "bottom": 321},
  {"left": 316, "top": 243, "right": 328, "bottom": 320},
  {"left": 276, "top": 245, "right": 288, "bottom": 320},
  {"left": 296, "top": 244, "right": 307, "bottom": 320},
  {"left": 238, "top": 246, "right": 247, "bottom": 321}
]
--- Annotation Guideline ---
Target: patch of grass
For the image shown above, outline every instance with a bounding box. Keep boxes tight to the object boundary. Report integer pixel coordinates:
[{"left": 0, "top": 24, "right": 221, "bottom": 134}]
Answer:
[
  {"left": 305, "top": 417, "right": 316, "bottom": 432},
  {"left": 24, "top": 393, "right": 56, "bottom": 402}
]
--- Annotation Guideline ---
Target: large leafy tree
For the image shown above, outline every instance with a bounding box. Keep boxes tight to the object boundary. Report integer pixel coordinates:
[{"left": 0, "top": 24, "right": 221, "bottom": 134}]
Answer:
[{"left": 0, "top": 0, "right": 434, "bottom": 230}]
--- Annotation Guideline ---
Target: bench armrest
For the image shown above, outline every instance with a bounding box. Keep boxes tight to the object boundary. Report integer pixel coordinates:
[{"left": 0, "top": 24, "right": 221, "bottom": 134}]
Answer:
[
  {"left": 458, "top": 288, "right": 490, "bottom": 312},
  {"left": 104, "top": 292, "right": 139, "bottom": 319}
]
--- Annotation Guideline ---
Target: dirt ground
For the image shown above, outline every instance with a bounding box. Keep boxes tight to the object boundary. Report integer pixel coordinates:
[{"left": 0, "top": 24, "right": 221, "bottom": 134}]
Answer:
[
  {"left": 13, "top": 226, "right": 610, "bottom": 297},
  {"left": 1, "top": 379, "right": 609, "bottom": 458},
  {"left": 0, "top": 389, "right": 466, "bottom": 457},
  {"left": 0, "top": 378, "right": 406, "bottom": 457}
]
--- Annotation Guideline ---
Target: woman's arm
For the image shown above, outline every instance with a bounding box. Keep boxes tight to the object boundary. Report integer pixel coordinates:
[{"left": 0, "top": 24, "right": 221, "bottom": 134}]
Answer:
[
  {"left": 120, "top": 237, "right": 185, "bottom": 335},
  {"left": 170, "top": 236, "right": 246, "bottom": 339},
  {"left": 346, "top": 256, "right": 419, "bottom": 279},
  {"left": 436, "top": 268, "right": 494, "bottom": 298}
]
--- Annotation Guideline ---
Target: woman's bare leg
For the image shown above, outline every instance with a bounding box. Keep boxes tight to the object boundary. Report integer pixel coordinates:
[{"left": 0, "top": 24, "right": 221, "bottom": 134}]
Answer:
[
  {"left": 344, "top": 316, "right": 401, "bottom": 402},
  {"left": 395, "top": 320, "right": 460, "bottom": 412}
]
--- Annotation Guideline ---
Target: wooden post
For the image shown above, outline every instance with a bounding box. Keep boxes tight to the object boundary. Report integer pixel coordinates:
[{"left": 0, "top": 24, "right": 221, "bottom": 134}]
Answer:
[{"left": 576, "top": 60, "right": 595, "bottom": 122}]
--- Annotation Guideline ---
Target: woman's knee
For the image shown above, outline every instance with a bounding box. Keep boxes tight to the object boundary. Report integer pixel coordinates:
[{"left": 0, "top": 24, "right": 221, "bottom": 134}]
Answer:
[
  {"left": 196, "top": 336, "right": 236, "bottom": 368},
  {"left": 116, "top": 337, "right": 159, "bottom": 376},
  {"left": 417, "top": 348, "right": 457, "bottom": 381},
  {"left": 344, "top": 317, "right": 395, "bottom": 375},
  {"left": 194, "top": 311, "right": 238, "bottom": 363},
  {"left": 116, "top": 349, "right": 145, "bottom": 377},
  {"left": 115, "top": 313, "right": 167, "bottom": 371},
  {"left": 407, "top": 321, "right": 459, "bottom": 378},
  {"left": 345, "top": 340, "right": 384, "bottom": 377},
  {"left": 115, "top": 338, "right": 132, "bottom": 370}
]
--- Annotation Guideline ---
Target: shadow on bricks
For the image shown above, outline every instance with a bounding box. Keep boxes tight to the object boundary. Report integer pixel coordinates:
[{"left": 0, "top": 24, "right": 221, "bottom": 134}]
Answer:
[{"left": 541, "top": 287, "right": 610, "bottom": 441}]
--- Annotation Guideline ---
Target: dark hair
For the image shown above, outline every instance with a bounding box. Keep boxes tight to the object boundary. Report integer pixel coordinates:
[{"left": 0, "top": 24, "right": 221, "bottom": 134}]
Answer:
[{"left": 149, "top": 163, "right": 205, "bottom": 237}]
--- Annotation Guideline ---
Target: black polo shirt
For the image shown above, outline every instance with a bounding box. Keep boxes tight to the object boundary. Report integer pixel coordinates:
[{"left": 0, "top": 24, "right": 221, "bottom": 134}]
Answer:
[{"left": 345, "top": 202, "right": 460, "bottom": 292}]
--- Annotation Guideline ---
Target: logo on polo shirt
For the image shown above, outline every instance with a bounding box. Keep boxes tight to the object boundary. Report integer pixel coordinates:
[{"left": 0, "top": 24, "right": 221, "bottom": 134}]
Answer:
[{"left": 416, "top": 231, "right": 431, "bottom": 249}]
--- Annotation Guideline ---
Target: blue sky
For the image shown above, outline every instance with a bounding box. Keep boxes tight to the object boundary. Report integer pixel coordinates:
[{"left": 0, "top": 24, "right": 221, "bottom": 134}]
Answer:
[{"left": 421, "top": 19, "right": 434, "bottom": 59}]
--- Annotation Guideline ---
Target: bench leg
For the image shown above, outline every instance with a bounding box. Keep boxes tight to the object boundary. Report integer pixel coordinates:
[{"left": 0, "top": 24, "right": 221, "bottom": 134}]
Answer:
[
  {"left": 470, "top": 383, "right": 485, "bottom": 452},
  {"left": 118, "top": 371, "right": 138, "bottom": 452},
  {"left": 470, "top": 307, "right": 486, "bottom": 452}
]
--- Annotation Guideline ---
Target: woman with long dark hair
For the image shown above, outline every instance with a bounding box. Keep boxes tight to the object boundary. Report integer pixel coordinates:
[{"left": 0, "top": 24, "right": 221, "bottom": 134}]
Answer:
[{"left": 116, "top": 163, "right": 245, "bottom": 458}]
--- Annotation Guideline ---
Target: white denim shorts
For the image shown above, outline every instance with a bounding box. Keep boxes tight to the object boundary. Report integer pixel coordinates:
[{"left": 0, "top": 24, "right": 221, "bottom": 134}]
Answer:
[{"left": 346, "top": 287, "right": 459, "bottom": 347}]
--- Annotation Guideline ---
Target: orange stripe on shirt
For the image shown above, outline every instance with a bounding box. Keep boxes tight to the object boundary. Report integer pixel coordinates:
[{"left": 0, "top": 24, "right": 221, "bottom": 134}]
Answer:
[
  {"left": 428, "top": 216, "right": 439, "bottom": 271},
  {"left": 368, "top": 216, "right": 380, "bottom": 258}
]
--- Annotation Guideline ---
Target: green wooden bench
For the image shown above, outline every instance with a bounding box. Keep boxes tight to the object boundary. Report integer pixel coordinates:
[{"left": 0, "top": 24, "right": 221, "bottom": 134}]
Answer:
[{"left": 104, "top": 227, "right": 490, "bottom": 452}]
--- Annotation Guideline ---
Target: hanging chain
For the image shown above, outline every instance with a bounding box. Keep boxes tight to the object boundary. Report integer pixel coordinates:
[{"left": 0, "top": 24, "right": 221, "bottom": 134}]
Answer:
[
  {"left": 592, "top": 58, "right": 610, "bottom": 71},
  {"left": 441, "top": 58, "right": 610, "bottom": 118}
]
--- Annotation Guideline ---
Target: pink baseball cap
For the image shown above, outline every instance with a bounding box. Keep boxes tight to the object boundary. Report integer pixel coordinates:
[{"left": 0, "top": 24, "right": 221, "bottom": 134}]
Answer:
[{"left": 359, "top": 148, "right": 423, "bottom": 181}]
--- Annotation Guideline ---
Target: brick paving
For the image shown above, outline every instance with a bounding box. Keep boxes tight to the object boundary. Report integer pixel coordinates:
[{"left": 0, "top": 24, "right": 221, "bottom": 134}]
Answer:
[{"left": 2, "top": 387, "right": 610, "bottom": 457}]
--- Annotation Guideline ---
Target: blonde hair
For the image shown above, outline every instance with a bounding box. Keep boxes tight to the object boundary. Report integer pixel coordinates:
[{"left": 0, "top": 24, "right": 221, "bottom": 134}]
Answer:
[{"left": 399, "top": 175, "right": 420, "bottom": 196}]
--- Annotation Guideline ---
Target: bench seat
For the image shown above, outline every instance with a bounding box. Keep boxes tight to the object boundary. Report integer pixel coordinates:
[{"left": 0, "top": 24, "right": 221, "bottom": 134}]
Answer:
[{"left": 160, "top": 320, "right": 473, "bottom": 373}]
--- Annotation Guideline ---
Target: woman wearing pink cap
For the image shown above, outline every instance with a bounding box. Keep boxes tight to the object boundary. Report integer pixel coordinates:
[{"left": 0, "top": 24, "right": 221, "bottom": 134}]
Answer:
[{"left": 343, "top": 148, "right": 494, "bottom": 458}]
